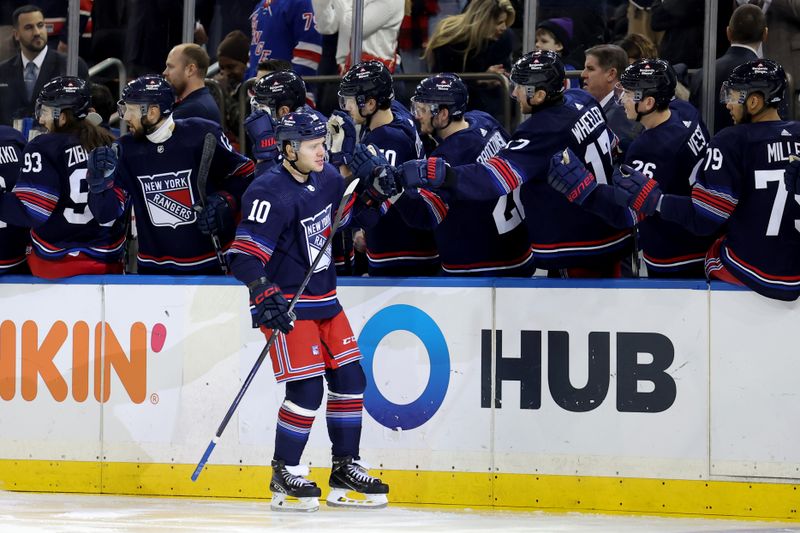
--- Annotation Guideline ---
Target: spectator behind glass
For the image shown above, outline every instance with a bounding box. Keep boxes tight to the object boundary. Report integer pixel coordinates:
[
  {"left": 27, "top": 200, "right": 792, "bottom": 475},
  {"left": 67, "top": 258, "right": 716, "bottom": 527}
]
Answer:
[
  {"left": 617, "top": 32, "right": 691, "bottom": 102},
  {"left": 0, "top": 4, "right": 89, "bottom": 127},
  {"left": 312, "top": 0, "right": 405, "bottom": 74},
  {"left": 424, "top": 0, "right": 515, "bottom": 121},
  {"left": 535, "top": 17, "right": 579, "bottom": 88},
  {"left": 163, "top": 43, "right": 221, "bottom": 124},
  {"left": 90, "top": 83, "right": 119, "bottom": 136},
  {"left": 689, "top": 4, "right": 767, "bottom": 134},
  {"left": 650, "top": 0, "right": 705, "bottom": 69}
]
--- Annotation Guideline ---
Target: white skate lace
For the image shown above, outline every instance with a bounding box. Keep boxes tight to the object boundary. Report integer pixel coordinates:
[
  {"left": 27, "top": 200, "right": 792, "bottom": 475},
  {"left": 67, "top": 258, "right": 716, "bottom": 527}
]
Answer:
[
  {"left": 347, "top": 463, "right": 377, "bottom": 484},
  {"left": 283, "top": 464, "right": 314, "bottom": 488}
]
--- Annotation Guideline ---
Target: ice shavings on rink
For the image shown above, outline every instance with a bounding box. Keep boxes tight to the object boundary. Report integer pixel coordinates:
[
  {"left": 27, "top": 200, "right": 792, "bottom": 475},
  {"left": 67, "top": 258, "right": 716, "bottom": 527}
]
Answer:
[{"left": 1, "top": 491, "right": 800, "bottom": 533}]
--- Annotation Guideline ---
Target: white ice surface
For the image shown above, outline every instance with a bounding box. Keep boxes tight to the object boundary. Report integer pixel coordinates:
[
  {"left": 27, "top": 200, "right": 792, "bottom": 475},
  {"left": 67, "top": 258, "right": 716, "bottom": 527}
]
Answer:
[{"left": 0, "top": 491, "right": 799, "bottom": 533}]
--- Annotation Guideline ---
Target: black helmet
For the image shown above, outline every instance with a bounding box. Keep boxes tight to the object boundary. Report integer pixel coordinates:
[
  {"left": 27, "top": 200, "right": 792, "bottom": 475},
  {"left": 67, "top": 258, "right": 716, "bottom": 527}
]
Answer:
[
  {"left": 120, "top": 75, "right": 175, "bottom": 117},
  {"left": 36, "top": 76, "right": 91, "bottom": 121},
  {"left": 412, "top": 73, "right": 468, "bottom": 120},
  {"left": 619, "top": 59, "right": 676, "bottom": 108},
  {"left": 252, "top": 71, "right": 306, "bottom": 115},
  {"left": 510, "top": 50, "right": 565, "bottom": 99},
  {"left": 338, "top": 60, "right": 394, "bottom": 109},
  {"left": 722, "top": 58, "right": 786, "bottom": 106}
]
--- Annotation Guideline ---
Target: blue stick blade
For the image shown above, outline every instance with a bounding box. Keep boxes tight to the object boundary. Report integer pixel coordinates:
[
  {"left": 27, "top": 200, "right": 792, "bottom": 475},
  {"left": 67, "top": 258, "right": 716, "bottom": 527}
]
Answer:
[{"left": 191, "top": 440, "right": 217, "bottom": 481}]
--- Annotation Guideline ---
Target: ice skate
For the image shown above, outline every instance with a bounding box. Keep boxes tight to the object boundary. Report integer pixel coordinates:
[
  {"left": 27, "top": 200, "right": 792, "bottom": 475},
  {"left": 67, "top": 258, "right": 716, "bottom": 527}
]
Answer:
[
  {"left": 326, "top": 456, "right": 389, "bottom": 509},
  {"left": 269, "top": 460, "right": 322, "bottom": 512}
]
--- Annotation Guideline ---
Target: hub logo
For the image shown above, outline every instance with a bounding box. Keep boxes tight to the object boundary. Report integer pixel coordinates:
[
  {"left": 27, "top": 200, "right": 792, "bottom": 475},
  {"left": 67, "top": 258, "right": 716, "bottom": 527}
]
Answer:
[{"left": 359, "top": 305, "right": 450, "bottom": 430}]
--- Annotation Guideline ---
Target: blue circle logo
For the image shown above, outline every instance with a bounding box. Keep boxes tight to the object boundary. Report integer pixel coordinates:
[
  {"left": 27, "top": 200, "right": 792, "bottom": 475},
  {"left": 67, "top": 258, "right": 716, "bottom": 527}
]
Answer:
[{"left": 359, "top": 304, "right": 450, "bottom": 430}]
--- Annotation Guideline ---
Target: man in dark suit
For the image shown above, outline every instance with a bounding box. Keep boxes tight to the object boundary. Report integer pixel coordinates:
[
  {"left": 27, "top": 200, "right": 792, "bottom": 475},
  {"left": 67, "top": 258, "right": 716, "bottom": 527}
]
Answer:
[
  {"left": 0, "top": 5, "right": 89, "bottom": 127},
  {"left": 690, "top": 4, "right": 767, "bottom": 134},
  {"left": 582, "top": 44, "right": 643, "bottom": 156}
]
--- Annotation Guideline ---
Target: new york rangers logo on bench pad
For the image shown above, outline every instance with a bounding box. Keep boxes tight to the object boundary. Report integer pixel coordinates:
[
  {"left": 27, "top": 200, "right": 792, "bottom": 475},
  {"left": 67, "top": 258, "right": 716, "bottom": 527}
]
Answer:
[{"left": 137, "top": 170, "right": 197, "bottom": 228}]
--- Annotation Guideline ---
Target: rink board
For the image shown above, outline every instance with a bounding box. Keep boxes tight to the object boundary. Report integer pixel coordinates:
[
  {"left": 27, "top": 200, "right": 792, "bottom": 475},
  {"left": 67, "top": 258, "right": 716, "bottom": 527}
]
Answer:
[{"left": 0, "top": 276, "right": 798, "bottom": 520}]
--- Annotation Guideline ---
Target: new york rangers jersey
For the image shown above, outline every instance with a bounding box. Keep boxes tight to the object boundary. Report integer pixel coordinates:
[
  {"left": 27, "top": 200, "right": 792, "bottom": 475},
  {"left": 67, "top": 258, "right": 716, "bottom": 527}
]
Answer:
[
  {"left": 624, "top": 111, "right": 715, "bottom": 275},
  {"left": 228, "top": 162, "right": 354, "bottom": 320},
  {"left": 0, "top": 127, "right": 28, "bottom": 272},
  {"left": 0, "top": 131, "right": 126, "bottom": 265},
  {"left": 395, "top": 110, "right": 533, "bottom": 276},
  {"left": 247, "top": 0, "right": 323, "bottom": 79},
  {"left": 444, "top": 89, "right": 631, "bottom": 270},
  {"left": 358, "top": 105, "right": 438, "bottom": 275},
  {"left": 88, "top": 118, "right": 255, "bottom": 273},
  {"left": 660, "top": 120, "right": 800, "bottom": 300}
]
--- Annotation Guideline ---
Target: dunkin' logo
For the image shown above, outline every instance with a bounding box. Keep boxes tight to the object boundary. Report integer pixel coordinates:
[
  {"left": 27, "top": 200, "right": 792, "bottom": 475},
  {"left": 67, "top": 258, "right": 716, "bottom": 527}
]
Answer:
[{"left": 0, "top": 321, "right": 167, "bottom": 404}]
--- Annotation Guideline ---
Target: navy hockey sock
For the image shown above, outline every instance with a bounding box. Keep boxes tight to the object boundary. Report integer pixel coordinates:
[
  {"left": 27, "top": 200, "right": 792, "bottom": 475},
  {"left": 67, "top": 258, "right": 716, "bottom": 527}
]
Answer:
[
  {"left": 325, "top": 364, "right": 366, "bottom": 458},
  {"left": 274, "top": 377, "right": 323, "bottom": 465}
]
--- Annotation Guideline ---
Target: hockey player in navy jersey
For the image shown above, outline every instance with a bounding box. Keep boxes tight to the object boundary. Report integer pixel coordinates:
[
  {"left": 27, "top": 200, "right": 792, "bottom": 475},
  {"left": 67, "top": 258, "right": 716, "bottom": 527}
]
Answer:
[
  {"left": 610, "top": 59, "right": 800, "bottom": 300},
  {"left": 245, "top": 70, "right": 358, "bottom": 274},
  {"left": 247, "top": 0, "right": 322, "bottom": 80},
  {"left": 548, "top": 59, "right": 715, "bottom": 278},
  {"left": 86, "top": 75, "right": 255, "bottom": 274},
  {"left": 0, "top": 77, "right": 126, "bottom": 278},
  {"left": 338, "top": 60, "right": 438, "bottom": 276},
  {"left": 393, "top": 73, "right": 534, "bottom": 276},
  {"left": 227, "top": 111, "right": 389, "bottom": 511},
  {"left": 363, "top": 50, "right": 630, "bottom": 277},
  {"left": 0, "top": 126, "right": 29, "bottom": 274}
]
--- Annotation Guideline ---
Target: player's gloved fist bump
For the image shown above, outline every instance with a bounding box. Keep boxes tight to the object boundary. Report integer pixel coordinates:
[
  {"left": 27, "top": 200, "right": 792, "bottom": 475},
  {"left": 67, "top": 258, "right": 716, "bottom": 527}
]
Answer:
[
  {"left": 784, "top": 156, "right": 800, "bottom": 196},
  {"left": 194, "top": 192, "right": 234, "bottom": 235},
  {"left": 363, "top": 166, "right": 401, "bottom": 205},
  {"left": 547, "top": 148, "right": 597, "bottom": 205},
  {"left": 86, "top": 144, "right": 119, "bottom": 193},
  {"left": 396, "top": 157, "right": 447, "bottom": 189},
  {"left": 349, "top": 143, "right": 388, "bottom": 182},
  {"left": 327, "top": 110, "right": 356, "bottom": 166},
  {"left": 614, "top": 164, "right": 662, "bottom": 216},
  {"left": 247, "top": 278, "right": 294, "bottom": 334},
  {"left": 244, "top": 109, "right": 278, "bottom": 162}
]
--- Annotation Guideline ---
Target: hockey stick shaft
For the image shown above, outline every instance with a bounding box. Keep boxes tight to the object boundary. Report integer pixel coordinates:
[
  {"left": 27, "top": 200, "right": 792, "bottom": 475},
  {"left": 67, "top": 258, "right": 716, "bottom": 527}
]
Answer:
[
  {"left": 195, "top": 132, "right": 229, "bottom": 274},
  {"left": 191, "top": 178, "right": 360, "bottom": 481}
]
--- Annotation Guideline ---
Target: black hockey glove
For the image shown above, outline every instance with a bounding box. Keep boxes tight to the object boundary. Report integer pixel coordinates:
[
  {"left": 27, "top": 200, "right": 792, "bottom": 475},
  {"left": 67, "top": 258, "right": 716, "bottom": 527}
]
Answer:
[
  {"left": 87, "top": 144, "right": 119, "bottom": 194},
  {"left": 194, "top": 192, "right": 234, "bottom": 236},
  {"left": 614, "top": 164, "right": 662, "bottom": 217},
  {"left": 785, "top": 156, "right": 800, "bottom": 196},
  {"left": 547, "top": 148, "right": 597, "bottom": 205},
  {"left": 248, "top": 278, "right": 294, "bottom": 334},
  {"left": 362, "top": 166, "right": 402, "bottom": 207},
  {"left": 349, "top": 143, "right": 388, "bottom": 182}
]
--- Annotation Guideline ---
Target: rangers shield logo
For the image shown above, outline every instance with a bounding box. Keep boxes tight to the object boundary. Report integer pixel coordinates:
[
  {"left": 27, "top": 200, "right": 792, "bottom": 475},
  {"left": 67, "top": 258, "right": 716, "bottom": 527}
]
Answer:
[
  {"left": 137, "top": 170, "right": 196, "bottom": 228},
  {"left": 301, "top": 204, "right": 332, "bottom": 273}
]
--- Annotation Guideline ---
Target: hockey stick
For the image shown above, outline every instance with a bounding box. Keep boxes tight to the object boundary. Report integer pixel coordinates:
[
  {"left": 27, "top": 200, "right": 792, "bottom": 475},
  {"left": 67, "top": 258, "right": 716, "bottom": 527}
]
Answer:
[
  {"left": 191, "top": 177, "right": 360, "bottom": 482},
  {"left": 194, "top": 132, "right": 229, "bottom": 274}
]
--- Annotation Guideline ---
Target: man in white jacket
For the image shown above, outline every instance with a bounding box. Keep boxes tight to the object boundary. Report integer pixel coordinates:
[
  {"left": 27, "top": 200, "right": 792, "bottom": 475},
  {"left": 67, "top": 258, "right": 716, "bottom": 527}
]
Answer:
[{"left": 311, "top": 0, "right": 405, "bottom": 73}]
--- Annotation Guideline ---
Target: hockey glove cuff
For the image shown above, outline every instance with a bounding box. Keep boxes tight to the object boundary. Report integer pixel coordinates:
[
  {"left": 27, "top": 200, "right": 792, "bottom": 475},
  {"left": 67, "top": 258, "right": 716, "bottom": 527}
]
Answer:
[
  {"left": 396, "top": 157, "right": 447, "bottom": 189},
  {"left": 244, "top": 110, "right": 278, "bottom": 162},
  {"left": 349, "top": 143, "right": 388, "bottom": 182},
  {"left": 615, "top": 164, "right": 662, "bottom": 217}
]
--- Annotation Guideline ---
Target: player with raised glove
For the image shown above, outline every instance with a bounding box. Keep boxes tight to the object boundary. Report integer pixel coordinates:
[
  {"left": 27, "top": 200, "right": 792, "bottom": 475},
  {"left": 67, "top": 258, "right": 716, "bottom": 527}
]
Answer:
[
  {"left": 349, "top": 143, "right": 388, "bottom": 182},
  {"left": 614, "top": 164, "right": 662, "bottom": 217},
  {"left": 547, "top": 148, "right": 597, "bottom": 205},
  {"left": 244, "top": 109, "right": 278, "bottom": 164},
  {"left": 247, "top": 277, "right": 294, "bottom": 334},
  {"left": 326, "top": 110, "right": 356, "bottom": 167},
  {"left": 86, "top": 143, "right": 119, "bottom": 193},
  {"left": 393, "top": 157, "right": 448, "bottom": 189},
  {"left": 785, "top": 156, "right": 800, "bottom": 196},
  {"left": 194, "top": 192, "right": 235, "bottom": 236}
]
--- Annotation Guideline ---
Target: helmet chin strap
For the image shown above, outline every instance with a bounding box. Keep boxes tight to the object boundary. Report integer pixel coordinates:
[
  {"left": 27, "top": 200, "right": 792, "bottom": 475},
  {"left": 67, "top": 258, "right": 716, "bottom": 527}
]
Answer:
[
  {"left": 634, "top": 100, "right": 656, "bottom": 123},
  {"left": 739, "top": 95, "right": 768, "bottom": 124},
  {"left": 285, "top": 142, "right": 312, "bottom": 176}
]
